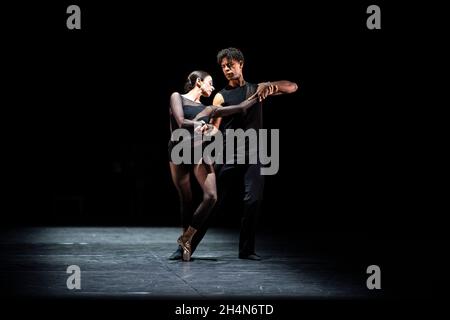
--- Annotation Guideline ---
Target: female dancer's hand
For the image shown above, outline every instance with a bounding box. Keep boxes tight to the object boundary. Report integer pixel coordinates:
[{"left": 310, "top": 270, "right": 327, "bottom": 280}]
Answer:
[
  {"left": 203, "top": 124, "right": 219, "bottom": 137},
  {"left": 194, "top": 123, "right": 207, "bottom": 134},
  {"left": 194, "top": 123, "right": 213, "bottom": 135}
]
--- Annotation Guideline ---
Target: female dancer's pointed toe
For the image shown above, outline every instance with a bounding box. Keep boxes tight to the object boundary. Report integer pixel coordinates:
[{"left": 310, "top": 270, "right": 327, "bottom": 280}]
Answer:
[{"left": 177, "top": 236, "right": 192, "bottom": 261}]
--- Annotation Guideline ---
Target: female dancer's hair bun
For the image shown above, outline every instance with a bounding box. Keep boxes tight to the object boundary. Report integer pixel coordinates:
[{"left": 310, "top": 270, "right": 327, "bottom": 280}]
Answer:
[{"left": 184, "top": 70, "right": 209, "bottom": 93}]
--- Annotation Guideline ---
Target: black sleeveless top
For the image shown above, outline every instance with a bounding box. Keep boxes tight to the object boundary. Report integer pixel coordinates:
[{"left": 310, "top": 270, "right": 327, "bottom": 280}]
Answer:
[
  {"left": 218, "top": 82, "right": 262, "bottom": 161},
  {"left": 218, "top": 82, "right": 262, "bottom": 131}
]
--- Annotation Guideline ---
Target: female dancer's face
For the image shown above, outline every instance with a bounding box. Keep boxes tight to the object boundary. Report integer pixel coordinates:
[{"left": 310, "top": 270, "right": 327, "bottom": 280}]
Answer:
[{"left": 200, "top": 76, "right": 215, "bottom": 97}]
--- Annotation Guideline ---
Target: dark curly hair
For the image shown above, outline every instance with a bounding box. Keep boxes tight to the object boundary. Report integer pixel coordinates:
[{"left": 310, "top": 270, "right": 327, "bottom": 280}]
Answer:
[{"left": 217, "top": 47, "right": 244, "bottom": 65}]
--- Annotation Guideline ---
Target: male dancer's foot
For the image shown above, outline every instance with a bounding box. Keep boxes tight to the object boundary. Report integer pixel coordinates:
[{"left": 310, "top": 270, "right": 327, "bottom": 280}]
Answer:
[{"left": 239, "top": 253, "right": 262, "bottom": 261}]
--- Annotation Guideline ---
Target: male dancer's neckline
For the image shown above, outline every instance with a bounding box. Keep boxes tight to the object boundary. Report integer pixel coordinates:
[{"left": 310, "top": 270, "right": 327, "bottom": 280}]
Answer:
[{"left": 228, "top": 79, "right": 246, "bottom": 89}]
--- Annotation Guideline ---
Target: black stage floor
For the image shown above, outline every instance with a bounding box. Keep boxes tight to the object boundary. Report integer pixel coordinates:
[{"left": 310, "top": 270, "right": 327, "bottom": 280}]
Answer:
[{"left": 0, "top": 227, "right": 391, "bottom": 299}]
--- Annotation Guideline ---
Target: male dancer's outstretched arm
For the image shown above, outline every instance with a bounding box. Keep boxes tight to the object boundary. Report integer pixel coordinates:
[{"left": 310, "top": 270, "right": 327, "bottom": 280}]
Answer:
[
  {"left": 210, "top": 80, "right": 298, "bottom": 130},
  {"left": 249, "top": 80, "right": 299, "bottom": 101}
]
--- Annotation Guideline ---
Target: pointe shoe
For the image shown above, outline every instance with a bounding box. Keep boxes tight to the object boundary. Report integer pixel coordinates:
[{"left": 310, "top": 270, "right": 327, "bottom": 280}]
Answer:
[
  {"left": 168, "top": 245, "right": 183, "bottom": 260},
  {"left": 177, "top": 236, "right": 192, "bottom": 261}
]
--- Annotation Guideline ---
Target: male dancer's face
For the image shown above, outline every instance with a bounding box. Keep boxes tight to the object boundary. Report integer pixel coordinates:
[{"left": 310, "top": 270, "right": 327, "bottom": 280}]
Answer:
[{"left": 220, "top": 57, "right": 243, "bottom": 81}]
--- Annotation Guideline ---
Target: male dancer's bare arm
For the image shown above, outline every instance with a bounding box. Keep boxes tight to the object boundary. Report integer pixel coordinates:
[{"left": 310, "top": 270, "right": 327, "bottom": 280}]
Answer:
[
  {"left": 210, "top": 93, "right": 224, "bottom": 130},
  {"left": 249, "top": 80, "right": 299, "bottom": 101},
  {"left": 194, "top": 93, "right": 257, "bottom": 134},
  {"left": 193, "top": 96, "right": 258, "bottom": 120}
]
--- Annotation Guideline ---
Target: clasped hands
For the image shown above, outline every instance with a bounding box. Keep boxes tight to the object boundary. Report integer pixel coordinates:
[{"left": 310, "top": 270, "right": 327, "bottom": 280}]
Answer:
[
  {"left": 248, "top": 82, "right": 278, "bottom": 102},
  {"left": 194, "top": 121, "right": 217, "bottom": 136}
]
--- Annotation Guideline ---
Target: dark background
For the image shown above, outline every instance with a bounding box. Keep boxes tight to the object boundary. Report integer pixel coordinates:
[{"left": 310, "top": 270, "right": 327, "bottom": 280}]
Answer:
[
  {"left": 2, "top": 0, "right": 435, "bottom": 302},
  {"left": 3, "top": 1, "right": 418, "bottom": 226}
]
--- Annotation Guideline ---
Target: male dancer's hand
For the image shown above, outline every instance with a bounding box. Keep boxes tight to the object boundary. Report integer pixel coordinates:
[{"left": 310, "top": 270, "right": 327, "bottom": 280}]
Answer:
[{"left": 249, "top": 82, "right": 278, "bottom": 101}]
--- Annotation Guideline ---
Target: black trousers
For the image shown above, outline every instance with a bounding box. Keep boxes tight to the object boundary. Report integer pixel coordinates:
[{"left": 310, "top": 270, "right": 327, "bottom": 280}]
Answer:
[{"left": 191, "top": 163, "right": 264, "bottom": 256}]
